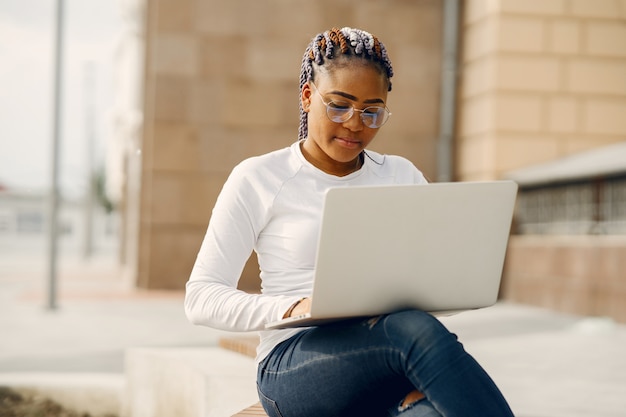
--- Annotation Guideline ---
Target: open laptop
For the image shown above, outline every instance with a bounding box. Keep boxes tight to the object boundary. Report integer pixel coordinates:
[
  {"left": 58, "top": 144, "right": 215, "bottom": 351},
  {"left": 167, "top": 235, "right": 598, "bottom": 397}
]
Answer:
[{"left": 265, "top": 181, "right": 518, "bottom": 329}]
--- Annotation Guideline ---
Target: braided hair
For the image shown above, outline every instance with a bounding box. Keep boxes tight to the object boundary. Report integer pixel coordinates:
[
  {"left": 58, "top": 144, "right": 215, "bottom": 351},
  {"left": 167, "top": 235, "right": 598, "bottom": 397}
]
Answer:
[{"left": 298, "top": 27, "right": 394, "bottom": 140}]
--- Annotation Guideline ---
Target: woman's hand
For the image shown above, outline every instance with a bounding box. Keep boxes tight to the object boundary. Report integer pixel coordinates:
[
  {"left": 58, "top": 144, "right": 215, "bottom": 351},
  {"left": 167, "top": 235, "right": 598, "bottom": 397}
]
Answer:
[{"left": 283, "top": 297, "right": 312, "bottom": 318}]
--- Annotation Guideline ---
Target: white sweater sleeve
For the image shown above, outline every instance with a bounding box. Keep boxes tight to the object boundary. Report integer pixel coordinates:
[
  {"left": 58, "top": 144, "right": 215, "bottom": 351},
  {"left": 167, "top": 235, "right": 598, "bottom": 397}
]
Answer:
[{"left": 184, "top": 162, "right": 298, "bottom": 332}]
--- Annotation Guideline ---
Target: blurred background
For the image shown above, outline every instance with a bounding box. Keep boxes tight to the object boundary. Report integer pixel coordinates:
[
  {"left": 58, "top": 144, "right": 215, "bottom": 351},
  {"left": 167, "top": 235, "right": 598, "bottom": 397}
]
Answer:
[
  {"left": 1, "top": 0, "right": 625, "bottom": 321},
  {"left": 0, "top": 0, "right": 122, "bottom": 301}
]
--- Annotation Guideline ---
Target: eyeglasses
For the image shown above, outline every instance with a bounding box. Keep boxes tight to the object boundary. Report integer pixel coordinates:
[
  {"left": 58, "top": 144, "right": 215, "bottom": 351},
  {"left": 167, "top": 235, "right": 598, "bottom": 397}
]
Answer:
[{"left": 310, "top": 82, "right": 391, "bottom": 128}]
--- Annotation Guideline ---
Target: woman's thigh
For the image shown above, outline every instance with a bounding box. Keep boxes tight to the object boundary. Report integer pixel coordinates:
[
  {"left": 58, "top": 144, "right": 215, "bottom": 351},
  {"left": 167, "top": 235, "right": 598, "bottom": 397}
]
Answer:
[{"left": 257, "top": 311, "right": 443, "bottom": 417}]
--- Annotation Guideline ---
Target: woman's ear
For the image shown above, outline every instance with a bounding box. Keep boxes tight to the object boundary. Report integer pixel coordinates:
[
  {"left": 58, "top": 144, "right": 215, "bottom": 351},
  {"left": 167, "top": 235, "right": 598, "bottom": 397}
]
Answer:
[{"left": 301, "top": 82, "right": 313, "bottom": 112}]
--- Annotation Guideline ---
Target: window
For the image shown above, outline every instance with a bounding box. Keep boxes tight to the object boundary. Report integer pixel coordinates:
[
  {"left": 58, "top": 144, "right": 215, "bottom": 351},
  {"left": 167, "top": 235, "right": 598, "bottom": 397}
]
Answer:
[{"left": 515, "top": 175, "right": 626, "bottom": 235}]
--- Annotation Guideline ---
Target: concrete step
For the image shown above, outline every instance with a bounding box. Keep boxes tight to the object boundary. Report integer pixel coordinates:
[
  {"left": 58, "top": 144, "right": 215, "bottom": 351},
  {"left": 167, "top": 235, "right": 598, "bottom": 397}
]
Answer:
[
  {"left": 122, "top": 347, "right": 258, "bottom": 417},
  {"left": 217, "top": 337, "right": 268, "bottom": 417}
]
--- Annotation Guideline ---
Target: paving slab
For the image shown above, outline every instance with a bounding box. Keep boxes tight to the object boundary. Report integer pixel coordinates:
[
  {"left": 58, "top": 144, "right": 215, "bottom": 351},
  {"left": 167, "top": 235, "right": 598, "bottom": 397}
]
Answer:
[{"left": 1, "top": 249, "right": 625, "bottom": 416}]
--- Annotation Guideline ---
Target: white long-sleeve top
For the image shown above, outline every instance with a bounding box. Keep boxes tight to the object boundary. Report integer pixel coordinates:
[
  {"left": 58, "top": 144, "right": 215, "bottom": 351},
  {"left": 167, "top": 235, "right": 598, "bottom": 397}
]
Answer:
[{"left": 185, "top": 141, "right": 428, "bottom": 364}]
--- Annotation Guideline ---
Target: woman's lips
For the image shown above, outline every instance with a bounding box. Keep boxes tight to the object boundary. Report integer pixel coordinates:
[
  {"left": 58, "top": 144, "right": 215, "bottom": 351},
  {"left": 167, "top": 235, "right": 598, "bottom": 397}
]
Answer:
[{"left": 335, "top": 137, "right": 361, "bottom": 149}]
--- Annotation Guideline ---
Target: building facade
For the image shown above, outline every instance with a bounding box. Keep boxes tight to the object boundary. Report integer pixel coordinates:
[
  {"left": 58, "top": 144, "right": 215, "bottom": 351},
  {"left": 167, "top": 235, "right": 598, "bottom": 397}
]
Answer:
[{"left": 112, "top": 0, "right": 626, "bottom": 321}]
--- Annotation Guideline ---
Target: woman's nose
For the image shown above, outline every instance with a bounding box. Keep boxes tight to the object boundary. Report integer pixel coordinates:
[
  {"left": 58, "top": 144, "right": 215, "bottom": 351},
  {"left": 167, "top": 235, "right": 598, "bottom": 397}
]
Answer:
[{"left": 342, "top": 111, "right": 364, "bottom": 132}]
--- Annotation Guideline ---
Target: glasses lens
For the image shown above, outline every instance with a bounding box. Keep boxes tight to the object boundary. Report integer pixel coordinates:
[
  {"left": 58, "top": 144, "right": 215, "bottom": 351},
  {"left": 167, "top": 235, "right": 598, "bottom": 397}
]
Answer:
[
  {"left": 326, "top": 101, "right": 353, "bottom": 123},
  {"left": 321, "top": 95, "right": 390, "bottom": 128},
  {"left": 361, "top": 107, "right": 389, "bottom": 128}
]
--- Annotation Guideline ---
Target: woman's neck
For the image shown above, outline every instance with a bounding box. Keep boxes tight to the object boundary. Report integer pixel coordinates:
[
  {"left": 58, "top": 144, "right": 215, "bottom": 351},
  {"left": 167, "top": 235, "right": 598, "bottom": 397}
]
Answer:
[{"left": 300, "top": 141, "right": 362, "bottom": 177}]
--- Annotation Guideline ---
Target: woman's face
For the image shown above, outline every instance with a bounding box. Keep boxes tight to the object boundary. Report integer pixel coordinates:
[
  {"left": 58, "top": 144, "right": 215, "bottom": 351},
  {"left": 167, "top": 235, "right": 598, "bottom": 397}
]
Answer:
[{"left": 301, "top": 63, "right": 389, "bottom": 176}]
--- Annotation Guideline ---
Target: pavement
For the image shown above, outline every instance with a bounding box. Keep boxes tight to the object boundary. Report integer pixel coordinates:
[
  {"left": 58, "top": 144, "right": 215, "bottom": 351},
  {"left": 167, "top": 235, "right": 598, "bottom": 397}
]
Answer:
[{"left": 1, "top": 239, "right": 626, "bottom": 417}]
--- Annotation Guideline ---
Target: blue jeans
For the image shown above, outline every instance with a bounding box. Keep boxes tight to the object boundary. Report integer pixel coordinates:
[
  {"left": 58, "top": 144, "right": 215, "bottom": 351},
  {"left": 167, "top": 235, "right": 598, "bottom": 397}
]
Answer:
[{"left": 257, "top": 310, "right": 514, "bottom": 417}]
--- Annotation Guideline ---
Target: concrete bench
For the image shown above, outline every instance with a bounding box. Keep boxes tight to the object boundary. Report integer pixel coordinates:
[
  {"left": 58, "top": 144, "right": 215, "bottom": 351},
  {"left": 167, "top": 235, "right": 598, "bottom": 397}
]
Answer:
[
  {"left": 219, "top": 336, "right": 269, "bottom": 417},
  {"left": 123, "top": 347, "right": 258, "bottom": 417}
]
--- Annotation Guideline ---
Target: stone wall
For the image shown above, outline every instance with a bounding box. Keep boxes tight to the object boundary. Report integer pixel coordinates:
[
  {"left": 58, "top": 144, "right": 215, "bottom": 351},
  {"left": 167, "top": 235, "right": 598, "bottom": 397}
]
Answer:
[
  {"left": 502, "top": 236, "right": 626, "bottom": 323},
  {"left": 458, "top": 0, "right": 626, "bottom": 181},
  {"left": 135, "top": 0, "right": 445, "bottom": 289}
]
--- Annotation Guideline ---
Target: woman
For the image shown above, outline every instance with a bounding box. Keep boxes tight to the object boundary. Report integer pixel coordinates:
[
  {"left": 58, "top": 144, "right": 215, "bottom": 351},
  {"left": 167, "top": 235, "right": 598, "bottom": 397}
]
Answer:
[{"left": 185, "top": 27, "right": 514, "bottom": 417}]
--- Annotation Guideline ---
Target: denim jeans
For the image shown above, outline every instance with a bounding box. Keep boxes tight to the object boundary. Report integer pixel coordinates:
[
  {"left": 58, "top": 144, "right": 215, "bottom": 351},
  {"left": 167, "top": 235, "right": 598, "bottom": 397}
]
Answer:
[{"left": 257, "top": 310, "right": 514, "bottom": 417}]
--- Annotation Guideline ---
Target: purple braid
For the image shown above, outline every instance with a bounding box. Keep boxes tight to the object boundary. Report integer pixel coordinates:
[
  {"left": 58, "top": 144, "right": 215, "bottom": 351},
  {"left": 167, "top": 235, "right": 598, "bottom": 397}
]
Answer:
[{"left": 297, "top": 27, "right": 394, "bottom": 140}]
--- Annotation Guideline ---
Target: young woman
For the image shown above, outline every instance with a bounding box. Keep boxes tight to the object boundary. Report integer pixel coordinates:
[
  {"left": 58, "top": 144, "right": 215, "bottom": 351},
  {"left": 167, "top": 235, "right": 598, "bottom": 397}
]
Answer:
[{"left": 185, "top": 27, "right": 514, "bottom": 417}]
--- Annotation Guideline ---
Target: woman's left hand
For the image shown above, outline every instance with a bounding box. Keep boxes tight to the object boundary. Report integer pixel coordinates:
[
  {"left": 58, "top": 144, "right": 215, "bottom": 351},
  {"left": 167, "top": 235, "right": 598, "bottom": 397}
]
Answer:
[{"left": 283, "top": 297, "right": 312, "bottom": 318}]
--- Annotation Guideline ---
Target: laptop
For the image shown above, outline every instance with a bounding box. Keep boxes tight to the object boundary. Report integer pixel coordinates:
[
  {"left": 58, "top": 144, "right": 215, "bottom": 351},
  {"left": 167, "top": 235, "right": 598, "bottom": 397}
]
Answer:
[{"left": 265, "top": 181, "right": 518, "bottom": 329}]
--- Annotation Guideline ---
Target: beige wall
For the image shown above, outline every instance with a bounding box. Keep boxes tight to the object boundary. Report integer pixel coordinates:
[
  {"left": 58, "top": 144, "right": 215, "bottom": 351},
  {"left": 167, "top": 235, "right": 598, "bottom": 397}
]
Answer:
[
  {"left": 134, "top": 0, "right": 445, "bottom": 289},
  {"left": 458, "top": 0, "right": 626, "bottom": 181},
  {"left": 502, "top": 236, "right": 626, "bottom": 323},
  {"left": 457, "top": 0, "right": 626, "bottom": 323}
]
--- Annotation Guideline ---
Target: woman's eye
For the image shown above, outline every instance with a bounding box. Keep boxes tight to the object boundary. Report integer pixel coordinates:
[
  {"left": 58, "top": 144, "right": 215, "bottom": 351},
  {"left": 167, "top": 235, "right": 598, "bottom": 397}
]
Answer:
[
  {"left": 328, "top": 101, "right": 351, "bottom": 110},
  {"left": 364, "top": 107, "right": 383, "bottom": 115}
]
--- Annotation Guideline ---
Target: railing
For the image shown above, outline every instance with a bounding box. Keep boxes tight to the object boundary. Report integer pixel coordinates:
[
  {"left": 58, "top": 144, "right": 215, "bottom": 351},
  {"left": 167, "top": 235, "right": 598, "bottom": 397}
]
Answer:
[{"left": 514, "top": 175, "right": 626, "bottom": 235}]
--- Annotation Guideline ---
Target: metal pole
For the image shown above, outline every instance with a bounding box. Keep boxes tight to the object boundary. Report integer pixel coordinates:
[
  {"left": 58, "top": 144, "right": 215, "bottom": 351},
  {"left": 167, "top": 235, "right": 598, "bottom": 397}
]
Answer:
[
  {"left": 437, "top": 0, "right": 460, "bottom": 182},
  {"left": 47, "top": 0, "right": 65, "bottom": 310},
  {"left": 82, "top": 62, "right": 95, "bottom": 259}
]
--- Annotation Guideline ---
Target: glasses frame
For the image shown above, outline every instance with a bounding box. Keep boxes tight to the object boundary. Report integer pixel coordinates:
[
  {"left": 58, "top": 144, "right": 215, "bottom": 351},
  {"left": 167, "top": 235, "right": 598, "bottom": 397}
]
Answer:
[{"left": 310, "top": 81, "right": 391, "bottom": 129}]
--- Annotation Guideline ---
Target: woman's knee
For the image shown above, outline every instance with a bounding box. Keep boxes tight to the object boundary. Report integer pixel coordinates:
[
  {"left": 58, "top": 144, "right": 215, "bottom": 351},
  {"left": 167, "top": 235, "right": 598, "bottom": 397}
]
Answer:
[
  {"left": 382, "top": 310, "right": 460, "bottom": 353},
  {"left": 384, "top": 310, "right": 451, "bottom": 337}
]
